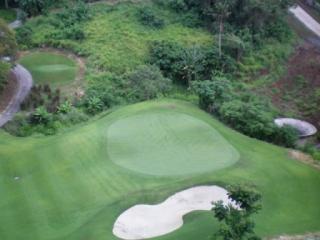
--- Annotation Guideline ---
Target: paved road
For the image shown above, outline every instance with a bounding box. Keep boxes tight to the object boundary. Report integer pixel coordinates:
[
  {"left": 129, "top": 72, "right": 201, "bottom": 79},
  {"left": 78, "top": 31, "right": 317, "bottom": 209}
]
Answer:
[
  {"left": 290, "top": 5, "right": 320, "bottom": 38},
  {"left": 0, "top": 65, "right": 33, "bottom": 127}
]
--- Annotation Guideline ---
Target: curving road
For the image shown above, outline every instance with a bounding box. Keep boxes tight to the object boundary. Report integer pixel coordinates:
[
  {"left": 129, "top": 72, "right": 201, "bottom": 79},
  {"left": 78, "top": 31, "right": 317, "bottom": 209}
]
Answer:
[
  {"left": 0, "top": 65, "right": 33, "bottom": 127},
  {"left": 290, "top": 5, "right": 320, "bottom": 38}
]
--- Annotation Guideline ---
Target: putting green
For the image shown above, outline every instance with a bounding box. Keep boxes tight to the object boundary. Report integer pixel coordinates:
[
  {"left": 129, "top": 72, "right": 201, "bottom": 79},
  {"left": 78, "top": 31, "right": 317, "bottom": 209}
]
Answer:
[
  {"left": 19, "top": 52, "right": 78, "bottom": 87},
  {"left": 107, "top": 110, "right": 239, "bottom": 176}
]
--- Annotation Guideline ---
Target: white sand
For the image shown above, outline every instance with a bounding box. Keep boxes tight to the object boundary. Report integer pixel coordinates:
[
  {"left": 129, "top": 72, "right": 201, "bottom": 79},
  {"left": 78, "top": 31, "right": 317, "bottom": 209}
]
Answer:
[
  {"left": 113, "top": 186, "right": 235, "bottom": 240},
  {"left": 275, "top": 118, "right": 317, "bottom": 137},
  {"left": 289, "top": 6, "right": 320, "bottom": 38}
]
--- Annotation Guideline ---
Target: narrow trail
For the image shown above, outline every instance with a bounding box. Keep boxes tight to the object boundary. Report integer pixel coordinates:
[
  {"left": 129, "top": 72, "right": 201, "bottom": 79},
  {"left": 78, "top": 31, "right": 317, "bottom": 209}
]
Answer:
[
  {"left": 290, "top": 5, "right": 320, "bottom": 38},
  {"left": 0, "top": 65, "right": 33, "bottom": 127}
]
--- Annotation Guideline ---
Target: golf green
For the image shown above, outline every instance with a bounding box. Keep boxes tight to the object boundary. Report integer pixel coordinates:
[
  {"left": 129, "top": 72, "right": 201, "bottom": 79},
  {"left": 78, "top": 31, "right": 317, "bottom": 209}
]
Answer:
[
  {"left": 107, "top": 111, "right": 239, "bottom": 176},
  {"left": 19, "top": 52, "right": 78, "bottom": 87}
]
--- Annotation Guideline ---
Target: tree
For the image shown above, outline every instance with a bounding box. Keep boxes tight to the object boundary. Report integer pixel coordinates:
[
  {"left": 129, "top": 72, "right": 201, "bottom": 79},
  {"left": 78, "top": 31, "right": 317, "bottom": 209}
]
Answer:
[
  {"left": 192, "top": 75, "right": 233, "bottom": 112},
  {"left": 180, "top": 46, "right": 204, "bottom": 86},
  {"left": 125, "top": 65, "right": 172, "bottom": 101},
  {"left": 19, "top": 0, "right": 51, "bottom": 16},
  {"left": 212, "top": 185, "right": 262, "bottom": 240},
  {"left": 30, "top": 106, "right": 52, "bottom": 125},
  {"left": 203, "top": 0, "right": 235, "bottom": 57},
  {"left": 0, "top": 18, "right": 17, "bottom": 59}
]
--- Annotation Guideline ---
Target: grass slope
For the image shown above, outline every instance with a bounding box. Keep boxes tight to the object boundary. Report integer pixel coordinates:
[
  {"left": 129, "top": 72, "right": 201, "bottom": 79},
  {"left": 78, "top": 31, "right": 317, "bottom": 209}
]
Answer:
[
  {"left": 27, "top": 2, "right": 213, "bottom": 73},
  {"left": 19, "top": 52, "right": 78, "bottom": 88},
  {"left": 0, "top": 8, "right": 16, "bottom": 23},
  {"left": 0, "top": 100, "right": 319, "bottom": 240}
]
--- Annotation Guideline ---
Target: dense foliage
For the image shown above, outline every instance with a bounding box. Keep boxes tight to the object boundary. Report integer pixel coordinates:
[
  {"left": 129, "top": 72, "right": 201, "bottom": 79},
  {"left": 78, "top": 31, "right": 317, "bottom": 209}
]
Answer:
[
  {"left": 0, "top": 18, "right": 17, "bottom": 92},
  {"left": 6, "top": 0, "right": 301, "bottom": 148},
  {"left": 213, "top": 185, "right": 262, "bottom": 240}
]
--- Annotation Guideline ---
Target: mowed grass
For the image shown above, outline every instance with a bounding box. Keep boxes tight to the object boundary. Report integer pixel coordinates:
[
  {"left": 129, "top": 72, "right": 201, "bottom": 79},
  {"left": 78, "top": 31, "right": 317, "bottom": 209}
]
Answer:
[
  {"left": 107, "top": 110, "right": 239, "bottom": 176},
  {"left": 0, "top": 8, "right": 16, "bottom": 23},
  {"left": 0, "top": 100, "right": 319, "bottom": 240},
  {"left": 19, "top": 52, "right": 78, "bottom": 87}
]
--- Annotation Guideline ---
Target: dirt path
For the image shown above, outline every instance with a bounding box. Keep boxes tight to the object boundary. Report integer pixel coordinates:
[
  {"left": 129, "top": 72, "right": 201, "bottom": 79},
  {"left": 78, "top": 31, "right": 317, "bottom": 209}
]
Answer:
[
  {"left": 290, "top": 5, "right": 320, "bottom": 38},
  {"left": 0, "top": 65, "right": 33, "bottom": 127}
]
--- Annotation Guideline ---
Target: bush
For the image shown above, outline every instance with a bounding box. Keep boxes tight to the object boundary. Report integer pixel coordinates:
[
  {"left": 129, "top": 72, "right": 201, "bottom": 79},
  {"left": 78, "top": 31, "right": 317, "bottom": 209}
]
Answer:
[
  {"left": 0, "top": 61, "right": 10, "bottom": 92},
  {"left": 56, "top": 107, "right": 89, "bottom": 125},
  {"left": 149, "top": 41, "right": 185, "bottom": 80},
  {"left": 219, "top": 99, "right": 275, "bottom": 140},
  {"left": 270, "top": 125, "right": 299, "bottom": 148},
  {"left": 57, "top": 101, "right": 73, "bottom": 114},
  {"left": 83, "top": 72, "right": 126, "bottom": 111},
  {"left": 150, "top": 41, "right": 207, "bottom": 84},
  {"left": 300, "top": 144, "right": 320, "bottom": 162},
  {"left": 16, "top": 26, "right": 33, "bottom": 47},
  {"left": 125, "top": 65, "right": 172, "bottom": 101},
  {"left": 84, "top": 96, "right": 104, "bottom": 115},
  {"left": 138, "top": 8, "right": 165, "bottom": 29},
  {"left": 3, "top": 113, "right": 32, "bottom": 137},
  {"left": 191, "top": 76, "right": 233, "bottom": 113},
  {"left": 30, "top": 106, "right": 52, "bottom": 125}
]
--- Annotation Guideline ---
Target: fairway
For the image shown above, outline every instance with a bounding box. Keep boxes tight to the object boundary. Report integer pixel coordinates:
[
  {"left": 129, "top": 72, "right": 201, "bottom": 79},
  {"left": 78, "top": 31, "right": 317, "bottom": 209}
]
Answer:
[
  {"left": 19, "top": 52, "right": 78, "bottom": 87},
  {"left": 107, "top": 111, "right": 239, "bottom": 176},
  {"left": 0, "top": 100, "right": 319, "bottom": 240}
]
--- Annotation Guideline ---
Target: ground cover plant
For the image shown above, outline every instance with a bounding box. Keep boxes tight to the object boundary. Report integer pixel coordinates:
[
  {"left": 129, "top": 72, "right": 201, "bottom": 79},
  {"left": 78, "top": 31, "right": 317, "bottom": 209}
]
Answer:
[{"left": 0, "top": 100, "right": 319, "bottom": 240}]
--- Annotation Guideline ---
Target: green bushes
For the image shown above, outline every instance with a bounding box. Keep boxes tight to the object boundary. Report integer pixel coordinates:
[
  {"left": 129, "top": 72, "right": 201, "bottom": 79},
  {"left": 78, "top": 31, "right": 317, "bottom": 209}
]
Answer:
[
  {"left": 138, "top": 8, "right": 165, "bottom": 29},
  {"left": 150, "top": 41, "right": 237, "bottom": 85},
  {"left": 16, "top": 26, "right": 33, "bottom": 47},
  {"left": 0, "top": 61, "right": 10, "bottom": 92},
  {"left": 192, "top": 76, "right": 298, "bottom": 147},
  {"left": 30, "top": 106, "right": 52, "bottom": 125},
  {"left": 125, "top": 65, "right": 172, "bottom": 101},
  {"left": 21, "top": 84, "right": 61, "bottom": 113},
  {"left": 192, "top": 76, "right": 232, "bottom": 112},
  {"left": 81, "top": 65, "right": 172, "bottom": 114},
  {"left": 4, "top": 103, "right": 89, "bottom": 137}
]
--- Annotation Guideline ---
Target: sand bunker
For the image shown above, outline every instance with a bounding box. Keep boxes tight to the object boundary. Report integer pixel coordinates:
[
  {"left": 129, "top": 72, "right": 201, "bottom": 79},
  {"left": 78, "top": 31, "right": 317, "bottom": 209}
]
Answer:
[
  {"left": 113, "top": 186, "right": 235, "bottom": 240},
  {"left": 275, "top": 118, "right": 317, "bottom": 137}
]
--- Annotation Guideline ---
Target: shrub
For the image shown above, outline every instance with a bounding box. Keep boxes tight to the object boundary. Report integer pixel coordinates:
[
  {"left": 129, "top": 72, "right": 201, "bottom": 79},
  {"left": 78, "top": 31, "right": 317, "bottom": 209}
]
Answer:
[
  {"left": 202, "top": 46, "right": 237, "bottom": 76},
  {"left": 192, "top": 76, "right": 233, "bottom": 113},
  {"left": 16, "top": 26, "right": 33, "bottom": 47},
  {"left": 84, "top": 96, "right": 104, "bottom": 115},
  {"left": 220, "top": 98, "right": 277, "bottom": 140},
  {"left": 0, "top": 61, "right": 10, "bottom": 92},
  {"left": 138, "top": 8, "right": 165, "bottom": 29},
  {"left": 150, "top": 41, "right": 207, "bottom": 84},
  {"left": 300, "top": 144, "right": 320, "bottom": 162},
  {"left": 30, "top": 106, "right": 52, "bottom": 125},
  {"left": 83, "top": 72, "right": 126, "bottom": 110},
  {"left": 270, "top": 125, "right": 299, "bottom": 148},
  {"left": 56, "top": 107, "right": 89, "bottom": 125},
  {"left": 57, "top": 101, "right": 73, "bottom": 114},
  {"left": 3, "top": 113, "right": 31, "bottom": 137},
  {"left": 125, "top": 65, "right": 172, "bottom": 101}
]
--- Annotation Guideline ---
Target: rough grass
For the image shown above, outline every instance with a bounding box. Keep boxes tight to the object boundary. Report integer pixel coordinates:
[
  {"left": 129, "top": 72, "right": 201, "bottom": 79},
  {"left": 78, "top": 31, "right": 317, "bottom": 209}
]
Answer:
[
  {"left": 83, "top": 3, "right": 213, "bottom": 73},
  {"left": 0, "top": 100, "right": 319, "bottom": 240},
  {"left": 19, "top": 52, "right": 78, "bottom": 87},
  {"left": 0, "top": 8, "right": 16, "bottom": 23},
  {"left": 25, "top": 2, "right": 213, "bottom": 74}
]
